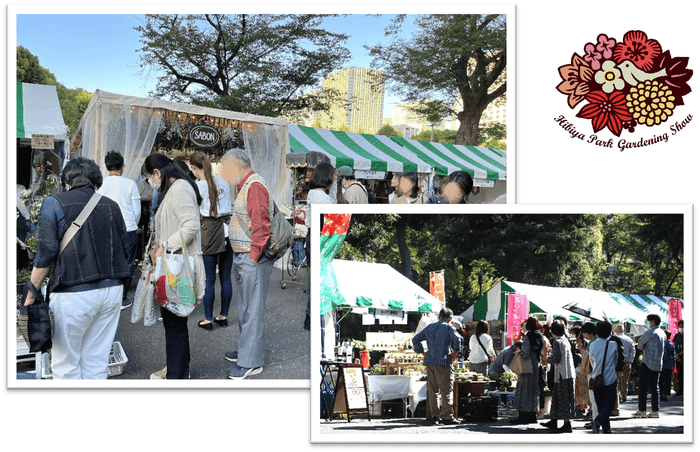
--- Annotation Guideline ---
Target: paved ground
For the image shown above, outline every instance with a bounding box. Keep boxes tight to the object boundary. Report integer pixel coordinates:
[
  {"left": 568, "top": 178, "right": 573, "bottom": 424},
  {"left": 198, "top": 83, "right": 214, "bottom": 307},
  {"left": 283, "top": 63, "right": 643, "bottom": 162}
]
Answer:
[
  {"left": 111, "top": 265, "right": 310, "bottom": 380},
  {"left": 319, "top": 392, "right": 684, "bottom": 435}
]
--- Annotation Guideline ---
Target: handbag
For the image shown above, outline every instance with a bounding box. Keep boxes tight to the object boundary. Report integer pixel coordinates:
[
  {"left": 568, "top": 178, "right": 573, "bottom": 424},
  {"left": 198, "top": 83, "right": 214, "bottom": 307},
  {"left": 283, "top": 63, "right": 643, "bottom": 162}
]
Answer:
[
  {"left": 20, "top": 192, "right": 102, "bottom": 353},
  {"left": 588, "top": 339, "right": 610, "bottom": 390},
  {"left": 201, "top": 216, "right": 227, "bottom": 255},
  {"left": 131, "top": 233, "right": 159, "bottom": 326},
  {"left": 154, "top": 233, "right": 198, "bottom": 317},
  {"left": 510, "top": 353, "right": 533, "bottom": 375}
]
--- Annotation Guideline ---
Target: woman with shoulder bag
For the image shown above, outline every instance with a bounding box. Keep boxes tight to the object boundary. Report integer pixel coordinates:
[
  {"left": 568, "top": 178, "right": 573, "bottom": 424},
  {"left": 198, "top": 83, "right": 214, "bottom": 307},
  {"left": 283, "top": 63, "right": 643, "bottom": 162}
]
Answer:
[
  {"left": 511, "top": 317, "right": 545, "bottom": 425},
  {"left": 190, "top": 152, "right": 233, "bottom": 331},
  {"left": 142, "top": 153, "right": 205, "bottom": 379},
  {"left": 468, "top": 320, "right": 495, "bottom": 376},
  {"left": 541, "top": 320, "right": 577, "bottom": 433}
]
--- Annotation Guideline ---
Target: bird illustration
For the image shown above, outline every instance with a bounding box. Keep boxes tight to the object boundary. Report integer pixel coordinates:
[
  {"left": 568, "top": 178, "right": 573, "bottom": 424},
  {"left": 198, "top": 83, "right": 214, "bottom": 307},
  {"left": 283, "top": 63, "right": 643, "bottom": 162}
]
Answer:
[{"left": 617, "top": 60, "right": 667, "bottom": 86}]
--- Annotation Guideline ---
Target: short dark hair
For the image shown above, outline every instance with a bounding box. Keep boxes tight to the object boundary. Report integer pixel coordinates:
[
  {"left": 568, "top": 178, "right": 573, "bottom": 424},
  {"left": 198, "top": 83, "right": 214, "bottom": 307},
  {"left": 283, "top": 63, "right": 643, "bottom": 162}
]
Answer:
[
  {"left": 665, "top": 330, "right": 672, "bottom": 340},
  {"left": 476, "top": 320, "right": 489, "bottom": 336},
  {"left": 581, "top": 322, "right": 596, "bottom": 335},
  {"left": 647, "top": 314, "right": 662, "bottom": 327},
  {"left": 513, "top": 340, "right": 523, "bottom": 351},
  {"left": 439, "top": 307, "right": 453, "bottom": 321},
  {"left": 571, "top": 326, "right": 581, "bottom": 338},
  {"left": 399, "top": 172, "right": 420, "bottom": 198},
  {"left": 525, "top": 316, "right": 541, "bottom": 332},
  {"left": 677, "top": 319, "right": 684, "bottom": 327},
  {"left": 62, "top": 157, "right": 103, "bottom": 189},
  {"left": 309, "top": 162, "right": 335, "bottom": 190},
  {"left": 595, "top": 321, "right": 612, "bottom": 339},
  {"left": 554, "top": 315, "right": 568, "bottom": 327},
  {"left": 445, "top": 171, "right": 474, "bottom": 201},
  {"left": 551, "top": 319, "right": 566, "bottom": 337},
  {"left": 104, "top": 151, "right": 124, "bottom": 171}
]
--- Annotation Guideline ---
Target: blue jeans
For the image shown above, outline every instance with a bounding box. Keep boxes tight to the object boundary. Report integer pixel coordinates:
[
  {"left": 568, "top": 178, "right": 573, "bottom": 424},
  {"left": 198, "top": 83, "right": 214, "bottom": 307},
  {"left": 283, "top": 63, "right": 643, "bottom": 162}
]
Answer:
[
  {"left": 638, "top": 363, "right": 660, "bottom": 412},
  {"left": 202, "top": 239, "right": 233, "bottom": 321},
  {"left": 593, "top": 381, "right": 617, "bottom": 433},
  {"left": 122, "top": 230, "right": 138, "bottom": 301}
]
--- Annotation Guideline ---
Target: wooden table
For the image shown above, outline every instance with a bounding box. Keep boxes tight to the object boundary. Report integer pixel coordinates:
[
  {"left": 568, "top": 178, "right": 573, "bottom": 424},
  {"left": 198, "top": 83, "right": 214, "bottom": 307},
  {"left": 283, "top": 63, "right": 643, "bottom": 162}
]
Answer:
[{"left": 425, "top": 379, "right": 495, "bottom": 419}]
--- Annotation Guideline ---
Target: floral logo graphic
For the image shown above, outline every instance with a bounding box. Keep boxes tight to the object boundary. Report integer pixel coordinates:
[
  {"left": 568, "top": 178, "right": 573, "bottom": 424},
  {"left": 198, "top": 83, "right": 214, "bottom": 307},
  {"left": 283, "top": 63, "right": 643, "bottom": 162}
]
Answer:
[{"left": 557, "top": 31, "right": 693, "bottom": 136}]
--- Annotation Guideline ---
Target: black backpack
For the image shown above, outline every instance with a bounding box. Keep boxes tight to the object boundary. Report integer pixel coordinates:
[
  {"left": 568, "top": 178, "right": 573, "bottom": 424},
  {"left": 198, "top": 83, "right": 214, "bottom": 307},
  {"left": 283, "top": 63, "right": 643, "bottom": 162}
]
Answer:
[
  {"left": 354, "top": 183, "right": 378, "bottom": 204},
  {"left": 568, "top": 335, "right": 582, "bottom": 367},
  {"left": 609, "top": 335, "right": 625, "bottom": 372}
]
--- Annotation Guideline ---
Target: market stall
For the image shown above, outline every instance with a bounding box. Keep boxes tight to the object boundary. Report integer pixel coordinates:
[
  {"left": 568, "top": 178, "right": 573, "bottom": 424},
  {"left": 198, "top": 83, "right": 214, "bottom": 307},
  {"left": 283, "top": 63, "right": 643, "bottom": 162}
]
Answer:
[
  {"left": 460, "top": 280, "right": 684, "bottom": 337},
  {"left": 390, "top": 136, "right": 507, "bottom": 204},
  {"left": 289, "top": 124, "right": 433, "bottom": 202},
  {"left": 70, "top": 89, "right": 292, "bottom": 205}
]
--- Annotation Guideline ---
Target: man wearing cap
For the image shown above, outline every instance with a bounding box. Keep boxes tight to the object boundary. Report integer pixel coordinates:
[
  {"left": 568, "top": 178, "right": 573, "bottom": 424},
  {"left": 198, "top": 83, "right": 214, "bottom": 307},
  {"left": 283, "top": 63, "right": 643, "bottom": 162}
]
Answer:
[{"left": 337, "top": 166, "right": 369, "bottom": 204}]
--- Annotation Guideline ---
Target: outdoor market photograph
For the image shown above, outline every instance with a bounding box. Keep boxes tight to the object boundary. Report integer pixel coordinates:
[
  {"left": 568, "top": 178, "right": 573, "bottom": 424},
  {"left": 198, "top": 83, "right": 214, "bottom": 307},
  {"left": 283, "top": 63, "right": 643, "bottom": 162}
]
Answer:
[
  {"left": 311, "top": 209, "right": 690, "bottom": 442},
  {"left": 11, "top": 10, "right": 512, "bottom": 386}
]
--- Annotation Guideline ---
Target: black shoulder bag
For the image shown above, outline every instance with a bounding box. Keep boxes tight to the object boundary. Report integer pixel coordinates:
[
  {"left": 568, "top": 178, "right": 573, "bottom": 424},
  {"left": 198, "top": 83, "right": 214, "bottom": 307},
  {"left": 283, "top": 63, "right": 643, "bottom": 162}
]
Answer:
[{"left": 588, "top": 339, "right": 610, "bottom": 390}]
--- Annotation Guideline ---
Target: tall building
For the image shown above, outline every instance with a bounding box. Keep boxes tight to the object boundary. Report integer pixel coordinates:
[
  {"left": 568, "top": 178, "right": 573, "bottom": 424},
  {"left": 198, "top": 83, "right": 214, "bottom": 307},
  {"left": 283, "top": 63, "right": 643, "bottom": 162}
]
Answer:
[{"left": 319, "top": 67, "right": 385, "bottom": 133}]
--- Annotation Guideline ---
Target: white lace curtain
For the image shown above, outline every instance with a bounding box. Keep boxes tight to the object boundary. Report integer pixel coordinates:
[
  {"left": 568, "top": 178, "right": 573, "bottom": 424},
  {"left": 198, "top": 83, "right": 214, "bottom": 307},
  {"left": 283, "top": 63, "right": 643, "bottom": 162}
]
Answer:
[{"left": 242, "top": 122, "right": 291, "bottom": 205}]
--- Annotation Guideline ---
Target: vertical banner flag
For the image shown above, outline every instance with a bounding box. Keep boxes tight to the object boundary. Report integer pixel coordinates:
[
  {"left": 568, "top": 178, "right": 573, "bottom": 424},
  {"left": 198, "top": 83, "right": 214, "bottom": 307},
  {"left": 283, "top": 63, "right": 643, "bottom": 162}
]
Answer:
[
  {"left": 320, "top": 214, "right": 352, "bottom": 315},
  {"left": 429, "top": 271, "right": 446, "bottom": 304},
  {"left": 668, "top": 299, "right": 683, "bottom": 340},
  {"left": 507, "top": 294, "right": 529, "bottom": 346}
]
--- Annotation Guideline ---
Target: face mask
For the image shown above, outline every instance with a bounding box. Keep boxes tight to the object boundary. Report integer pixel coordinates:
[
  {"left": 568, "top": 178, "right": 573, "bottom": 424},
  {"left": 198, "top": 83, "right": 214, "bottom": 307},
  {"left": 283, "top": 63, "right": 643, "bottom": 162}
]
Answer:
[
  {"left": 679, "top": 328, "right": 684, "bottom": 333},
  {"left": 148, "top": 175, "right": 160, "bottom": 190}
]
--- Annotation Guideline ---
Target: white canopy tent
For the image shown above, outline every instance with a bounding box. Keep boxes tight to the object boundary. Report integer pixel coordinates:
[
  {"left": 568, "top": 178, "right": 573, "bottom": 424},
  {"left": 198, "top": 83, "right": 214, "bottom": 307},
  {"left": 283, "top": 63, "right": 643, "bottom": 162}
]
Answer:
[{"left": 70, "top": 90, "right": 291, "bottom": 203}]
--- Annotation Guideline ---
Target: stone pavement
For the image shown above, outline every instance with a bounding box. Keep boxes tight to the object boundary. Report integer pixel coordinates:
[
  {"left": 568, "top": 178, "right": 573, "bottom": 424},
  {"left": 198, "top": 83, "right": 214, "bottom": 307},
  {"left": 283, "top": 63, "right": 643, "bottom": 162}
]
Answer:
[
  {"left": 319, "top": 392, "right": 685, "bottom": 435},
  {"left": 111, "top": 266, "right": 310, "bottom": 380}
]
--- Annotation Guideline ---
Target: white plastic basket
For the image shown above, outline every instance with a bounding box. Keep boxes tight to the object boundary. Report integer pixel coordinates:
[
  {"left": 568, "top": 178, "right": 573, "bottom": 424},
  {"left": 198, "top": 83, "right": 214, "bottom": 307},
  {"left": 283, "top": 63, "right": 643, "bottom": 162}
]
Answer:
[{"left": 40, "top": 341, "right": 128, "bottom": 378}]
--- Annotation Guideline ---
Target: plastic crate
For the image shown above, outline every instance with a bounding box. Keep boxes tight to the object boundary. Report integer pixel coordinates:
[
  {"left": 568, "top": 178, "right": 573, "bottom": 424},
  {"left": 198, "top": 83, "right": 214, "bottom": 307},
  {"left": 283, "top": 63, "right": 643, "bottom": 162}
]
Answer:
[{"left": 40, "top": 341, "right": 127, "bottom": 378}]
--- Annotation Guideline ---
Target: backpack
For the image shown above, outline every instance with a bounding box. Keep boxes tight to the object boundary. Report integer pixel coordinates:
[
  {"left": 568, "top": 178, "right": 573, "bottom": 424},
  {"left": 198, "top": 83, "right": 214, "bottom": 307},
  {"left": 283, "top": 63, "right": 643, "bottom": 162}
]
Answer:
[
  {"left": 236, "top": 199, "right": 294, "bottom": 262},
  {"left": 353, "top": 183, "right": 378, "bottom": 204},
  {"left": 568, "top": 335, "right": 582, "bottom": 367},
  {"left": 609, "top": 335, "right": 625, "bottom": 372}
]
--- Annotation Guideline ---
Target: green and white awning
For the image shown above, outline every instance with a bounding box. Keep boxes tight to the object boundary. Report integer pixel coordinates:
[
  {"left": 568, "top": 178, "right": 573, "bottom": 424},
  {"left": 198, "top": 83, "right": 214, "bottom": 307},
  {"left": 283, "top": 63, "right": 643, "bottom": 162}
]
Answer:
[
  {"left": 16, "top": 82, "right": 69, "bottom": 142},
  {"left": 460, "top": 280, "right": 683, "bottom": 326},
  {"left": 326, "top": 260, "right": 444, "bottom": 314},
  {"left": 391, "top": 137, "right": 506, "bottom": 179},
  {"left": 289, "top": 125, "right": 432, "bottom": 173}
]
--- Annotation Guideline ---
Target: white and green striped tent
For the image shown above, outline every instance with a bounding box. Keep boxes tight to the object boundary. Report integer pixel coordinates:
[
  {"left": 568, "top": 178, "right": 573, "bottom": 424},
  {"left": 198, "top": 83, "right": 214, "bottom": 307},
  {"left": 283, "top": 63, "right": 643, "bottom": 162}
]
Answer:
[
  {"left": 16, "top": 82, "right": 69, "bottom": 142},
  {"left": 289, "top": 125, "right": 432, "bottom": 174},
  {"left": 460, "top": 281, "right": 683, "bottom": 326},
  {"left": 327, "top": 260, "right": 444, "bottom": 314},
  {"left": 391, "top": 136, "right": 506, "bottom": 179}
]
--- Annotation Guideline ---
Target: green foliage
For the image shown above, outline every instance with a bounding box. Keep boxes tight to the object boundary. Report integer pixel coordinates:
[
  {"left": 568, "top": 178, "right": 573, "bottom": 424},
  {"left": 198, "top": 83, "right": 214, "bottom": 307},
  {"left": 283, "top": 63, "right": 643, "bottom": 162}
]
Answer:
[
  {"left": 17, "top": 46, "right": 92, "bottom": 138},
  {"left": 135, "top": 14, "right": 351, "bottom": 118},
  {"left": 367, "top": 15, "right": 507, "bottom": 145},
  {"left": 376, "top": 123, "right": 401, "bottom": 137},
  {"left": 478, "top": 122, "right": 507, "bottom": 149},
  {"left": 411, "top": 129, "right": 457, "bottom": 144}
]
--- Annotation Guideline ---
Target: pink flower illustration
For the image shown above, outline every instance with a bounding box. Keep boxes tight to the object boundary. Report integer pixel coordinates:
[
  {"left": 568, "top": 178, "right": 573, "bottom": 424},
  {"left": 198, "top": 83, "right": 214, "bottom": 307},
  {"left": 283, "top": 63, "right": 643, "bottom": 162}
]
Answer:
[
  {"left": 556, "top": 53, "right": 595, "bottom": 109},
  {"left": 595, "top": 34, "right": 616, "bottom": 59},
  {"left": 583, "top": 43, "right": 603, "bottom": 70}
]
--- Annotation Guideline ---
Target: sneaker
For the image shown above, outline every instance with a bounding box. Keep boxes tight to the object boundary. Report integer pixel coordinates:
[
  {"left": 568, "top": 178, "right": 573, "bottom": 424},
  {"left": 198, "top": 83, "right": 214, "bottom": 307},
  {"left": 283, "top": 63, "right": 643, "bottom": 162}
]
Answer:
[
  {"left": 224, "top": 351, "right": 238, "bottom": 362},
  {"left": 591, "top": 420, "right": 601, "bottom": 434},
  {"left": 227, "top": 365, "right": 263, "bottom": 380},
  {"left": 647, "top": 411, "right": 659, "bottom": 418},
  {"left": 632, "top": 410, "right": 646, "bottom": 418},
  {"left": 421, "top": 417, "right": 439, "bottom": 426},
  {"left": 439, "top": 418, "right": 461, "bottom": 425},
  {"left": 150, "top": 366, "right": 167, "bottom": 379},
  {"left": 121, "top": 299, "right": 132, "bottom": 310}
]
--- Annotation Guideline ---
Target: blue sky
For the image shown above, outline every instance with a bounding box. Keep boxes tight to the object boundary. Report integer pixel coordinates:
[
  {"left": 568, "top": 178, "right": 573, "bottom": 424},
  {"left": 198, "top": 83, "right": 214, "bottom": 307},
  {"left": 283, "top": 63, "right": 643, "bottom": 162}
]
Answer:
[{"left": 16, "top": 14, "right": 415, "bottom": 118}]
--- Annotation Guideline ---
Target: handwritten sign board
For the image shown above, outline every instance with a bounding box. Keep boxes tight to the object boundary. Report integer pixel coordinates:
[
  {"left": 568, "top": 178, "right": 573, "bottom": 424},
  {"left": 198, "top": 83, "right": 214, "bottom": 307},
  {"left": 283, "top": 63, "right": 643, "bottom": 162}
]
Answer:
[
  {"left": 31, "top": 134, "right": 55, "bottom": 150},
  {"left": 331, "top": 364, "right": 370, "bottom": 421}
]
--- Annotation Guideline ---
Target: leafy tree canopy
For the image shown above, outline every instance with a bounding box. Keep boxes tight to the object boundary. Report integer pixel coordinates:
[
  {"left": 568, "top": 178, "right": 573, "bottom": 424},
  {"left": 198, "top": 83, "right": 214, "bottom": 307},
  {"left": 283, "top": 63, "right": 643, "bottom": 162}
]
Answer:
[
  {"left": 135, "top": 14, "right": 351, "bottom": 118},
  {"left": 376, "top": 123, "right": 401, "bottom": 137},
  {"left": 367, "top": 14, "right": 507, "bottom": 145}
]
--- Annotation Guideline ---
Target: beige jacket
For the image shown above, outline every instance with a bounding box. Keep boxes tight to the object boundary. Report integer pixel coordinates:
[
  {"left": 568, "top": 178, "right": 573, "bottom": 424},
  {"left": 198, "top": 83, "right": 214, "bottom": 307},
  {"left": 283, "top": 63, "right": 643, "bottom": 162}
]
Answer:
[{"left": 154, "top": 179, "right": 206, "bottom": 300}]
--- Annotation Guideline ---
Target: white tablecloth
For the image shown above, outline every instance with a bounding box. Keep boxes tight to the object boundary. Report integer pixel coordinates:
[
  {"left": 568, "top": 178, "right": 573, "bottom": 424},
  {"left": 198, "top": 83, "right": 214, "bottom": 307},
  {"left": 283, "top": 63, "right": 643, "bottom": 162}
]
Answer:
[{"left": 367, "top": 375, "right": 427, "bottom": 416}]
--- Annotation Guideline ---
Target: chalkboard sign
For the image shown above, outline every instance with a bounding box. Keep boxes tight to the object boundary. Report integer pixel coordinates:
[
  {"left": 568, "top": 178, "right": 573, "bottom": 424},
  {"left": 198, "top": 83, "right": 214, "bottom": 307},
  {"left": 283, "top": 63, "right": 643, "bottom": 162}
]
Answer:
[{"left": 331, "top": 364, "right": 371, "bottom": 422}]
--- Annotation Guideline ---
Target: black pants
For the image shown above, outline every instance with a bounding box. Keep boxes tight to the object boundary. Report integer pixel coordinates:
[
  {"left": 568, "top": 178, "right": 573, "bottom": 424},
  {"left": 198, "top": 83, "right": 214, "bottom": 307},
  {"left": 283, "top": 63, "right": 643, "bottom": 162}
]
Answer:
[
  {"left": 676, "top": 360, "right": 683, "bottom": 395},
  {"left": 638, "top": 363, "right": 659, "bottom": 412},
  {"left": 161, "top": 307, "right": 190, "bottom": 379},
  {"left": 660, "top": 369, "right": 673, "bottom": 396}
]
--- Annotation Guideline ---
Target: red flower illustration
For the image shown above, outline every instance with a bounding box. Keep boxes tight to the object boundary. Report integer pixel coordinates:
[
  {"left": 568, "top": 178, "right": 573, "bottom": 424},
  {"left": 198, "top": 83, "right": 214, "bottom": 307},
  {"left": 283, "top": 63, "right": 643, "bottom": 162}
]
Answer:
[
  {"left": 321, "top": 214, "right": 352, "bottom": 236},
  {"left": 612, "top": 30, "right": 661, "bottom": 71},
  {"left": 556, "top": 53, "right": 595, "bottom": 109},
  {"left": 576, "top": 90, "right": 633, "bottom": 137}
]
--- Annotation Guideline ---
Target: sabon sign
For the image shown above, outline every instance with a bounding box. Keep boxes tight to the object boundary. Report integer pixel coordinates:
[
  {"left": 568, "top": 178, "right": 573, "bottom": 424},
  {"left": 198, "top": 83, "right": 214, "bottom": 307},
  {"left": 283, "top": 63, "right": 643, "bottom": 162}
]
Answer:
[{"left": 189, "top": 124, "right": 221, "bottom": 148}]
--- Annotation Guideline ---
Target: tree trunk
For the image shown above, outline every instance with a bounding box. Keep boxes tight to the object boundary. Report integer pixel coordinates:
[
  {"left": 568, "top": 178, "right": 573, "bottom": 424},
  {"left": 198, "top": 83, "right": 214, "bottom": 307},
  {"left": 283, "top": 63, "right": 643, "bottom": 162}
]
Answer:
[
  {"left": 456, "top": 108, "right": 483, "bottom": 146},
  {"left": 396, "top": 222, "right": 412, "bottom": 280}
]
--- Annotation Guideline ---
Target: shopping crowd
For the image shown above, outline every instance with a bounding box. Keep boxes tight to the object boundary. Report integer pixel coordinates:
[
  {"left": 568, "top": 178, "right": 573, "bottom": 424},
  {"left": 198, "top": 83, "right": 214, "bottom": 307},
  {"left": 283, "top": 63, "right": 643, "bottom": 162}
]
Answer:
[
  {"left": 412, "top": 309, "right": 685, "bottom": 434},
  {"left": 23, "top": 148, "right": 288, "bottom": 380}
]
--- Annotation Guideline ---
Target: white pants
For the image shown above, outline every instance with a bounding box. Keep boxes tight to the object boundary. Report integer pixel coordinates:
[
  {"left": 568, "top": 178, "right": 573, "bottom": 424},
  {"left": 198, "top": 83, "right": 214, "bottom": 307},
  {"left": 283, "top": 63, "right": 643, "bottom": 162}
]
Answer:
[
  {"left": 49, "top": 285, "right": 122, "bottom": 379},
  {"left": 588, "top": 389, "right": 598, "bottom": 420}
]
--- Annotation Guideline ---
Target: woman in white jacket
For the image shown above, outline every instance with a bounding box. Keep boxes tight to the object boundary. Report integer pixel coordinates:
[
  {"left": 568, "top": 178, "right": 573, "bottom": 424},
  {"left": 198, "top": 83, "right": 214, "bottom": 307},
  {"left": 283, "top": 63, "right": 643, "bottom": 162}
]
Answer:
[
  {"left": 541, "top": 320, "right": 576, "bottom": 433},
  {"left": 469, "top": 320, "right": 495, "bottom": 376}
]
